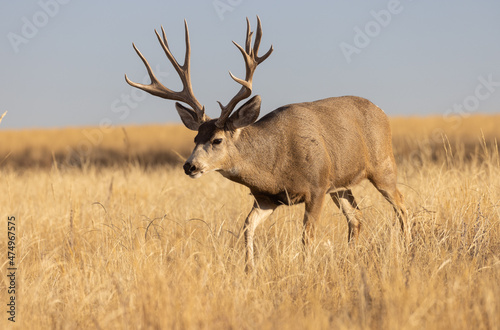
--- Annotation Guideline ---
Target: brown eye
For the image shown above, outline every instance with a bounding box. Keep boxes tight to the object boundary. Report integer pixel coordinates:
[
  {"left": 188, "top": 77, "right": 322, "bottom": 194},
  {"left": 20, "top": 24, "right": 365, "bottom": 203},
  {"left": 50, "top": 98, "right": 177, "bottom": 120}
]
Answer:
[{"left": 212, "top": 138, "right": 223, "bottom": 145}]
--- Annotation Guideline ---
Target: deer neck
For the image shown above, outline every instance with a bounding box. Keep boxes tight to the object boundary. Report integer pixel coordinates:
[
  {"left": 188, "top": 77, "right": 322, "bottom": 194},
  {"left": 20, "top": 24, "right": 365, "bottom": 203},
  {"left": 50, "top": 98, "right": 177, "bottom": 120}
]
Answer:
[{"left": 220, "top": 124, "right": 280, "bottom": 192}]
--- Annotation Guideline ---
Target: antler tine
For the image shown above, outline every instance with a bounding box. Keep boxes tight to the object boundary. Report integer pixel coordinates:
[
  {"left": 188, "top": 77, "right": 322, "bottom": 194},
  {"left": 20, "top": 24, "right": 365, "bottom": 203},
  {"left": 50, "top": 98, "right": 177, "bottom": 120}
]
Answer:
[
  {"left": 255, "top": 16, "right": 273, "bottom": 64},
  {"left": 215, "top": 16, "right": 273, "bottom": 128},
  {"left": 183, "top": 20, "right": 191, "bottom": 72},
  {"left": 245, "top": 17, "right": 252, "bottom": 54},
  {"left": 253, "top": 16, "right": 262, "bottom": 56},
  {"left": 125, "top": 21, "right": 207, "bottom": 123},
  {"left": 156, "top": 26, "right": 181, "bottom": 76},
  {"left": 160, "top": 26, "right": 169, "bottom": 49},
  {"left": 125, "top": 43, "right": 173, "bottom": 97},
  {"left": 180, "top": 20, "right": 206, "bottom": 121}
]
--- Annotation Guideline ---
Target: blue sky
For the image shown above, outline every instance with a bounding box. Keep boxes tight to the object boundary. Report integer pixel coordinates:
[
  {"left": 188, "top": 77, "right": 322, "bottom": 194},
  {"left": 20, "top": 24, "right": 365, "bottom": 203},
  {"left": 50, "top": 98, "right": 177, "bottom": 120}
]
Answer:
[{"left": 1, "top": 0, "right": 499, "bottom": 129}]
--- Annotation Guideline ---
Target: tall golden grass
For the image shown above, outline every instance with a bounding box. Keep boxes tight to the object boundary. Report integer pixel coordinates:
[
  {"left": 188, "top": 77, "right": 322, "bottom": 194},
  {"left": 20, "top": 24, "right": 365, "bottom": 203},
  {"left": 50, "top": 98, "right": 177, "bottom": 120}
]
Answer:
[
  {"left": 1, "top": 115, "right": 499, "bottom": 329},
  {"left": 0, "top": 124, "right": 196, "bottom": 168}
]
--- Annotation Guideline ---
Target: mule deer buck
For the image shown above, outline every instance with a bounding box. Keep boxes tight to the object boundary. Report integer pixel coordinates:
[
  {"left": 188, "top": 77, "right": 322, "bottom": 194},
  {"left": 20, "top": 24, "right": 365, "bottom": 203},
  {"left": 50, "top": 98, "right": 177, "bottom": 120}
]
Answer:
[{"left": 125, "top": 17, "right": 411, "bottom": 270}]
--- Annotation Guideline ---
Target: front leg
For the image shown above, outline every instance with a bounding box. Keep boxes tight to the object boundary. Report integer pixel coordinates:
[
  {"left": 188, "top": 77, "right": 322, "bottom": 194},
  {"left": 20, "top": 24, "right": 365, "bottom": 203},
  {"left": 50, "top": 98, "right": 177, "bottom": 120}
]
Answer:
[{"left": 243, "top": 198, "right": 277, "bottom": 272}]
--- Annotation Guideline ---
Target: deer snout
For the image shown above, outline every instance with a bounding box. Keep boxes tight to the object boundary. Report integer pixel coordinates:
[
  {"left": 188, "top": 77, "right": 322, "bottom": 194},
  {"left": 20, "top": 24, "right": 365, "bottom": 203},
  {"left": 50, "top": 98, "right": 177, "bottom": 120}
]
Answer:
[
  {"left": 183, "top": 161, "right": 205, "bottom": 179},
  {"left": 183, "top": 162, "right": 197, "bottom": 175}
]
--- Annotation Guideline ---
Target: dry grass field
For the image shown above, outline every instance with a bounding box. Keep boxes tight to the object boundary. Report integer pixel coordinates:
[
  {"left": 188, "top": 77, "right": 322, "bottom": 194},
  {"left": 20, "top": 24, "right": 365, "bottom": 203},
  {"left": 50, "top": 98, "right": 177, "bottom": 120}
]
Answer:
[{"left": 1, "top": 115, "right": 499, "bottom": 329}]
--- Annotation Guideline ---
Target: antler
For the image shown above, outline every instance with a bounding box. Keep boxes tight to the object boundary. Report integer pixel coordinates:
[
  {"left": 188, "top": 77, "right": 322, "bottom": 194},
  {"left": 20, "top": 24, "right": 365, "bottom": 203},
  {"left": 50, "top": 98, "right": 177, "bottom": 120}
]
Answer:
[
  {"left": 215, "top": 16, "right": 273, "bottom": 128},
  {"left": 125, "top": 20, "right": 208, "bottom": 123}
]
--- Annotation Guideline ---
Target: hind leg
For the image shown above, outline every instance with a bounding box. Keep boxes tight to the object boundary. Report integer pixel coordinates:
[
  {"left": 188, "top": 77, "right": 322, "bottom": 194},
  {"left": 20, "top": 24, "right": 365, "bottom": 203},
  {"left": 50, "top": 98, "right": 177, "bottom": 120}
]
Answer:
[
  {"left": 379, "top": 187, "right": 411, "bottom": 242},
  {"left": 330, "top": 189, "right": 363, "bottom": 242},
  {"left": 370, "top": 160, "right": 411, "bottom": 242}
]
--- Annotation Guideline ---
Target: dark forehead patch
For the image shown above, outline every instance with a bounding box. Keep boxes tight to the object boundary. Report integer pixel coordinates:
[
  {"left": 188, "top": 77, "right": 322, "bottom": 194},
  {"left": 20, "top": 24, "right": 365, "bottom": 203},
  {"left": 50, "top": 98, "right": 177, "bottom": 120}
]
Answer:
[{"left": 194, "top": 120, "right": 220, "bottom": 144}]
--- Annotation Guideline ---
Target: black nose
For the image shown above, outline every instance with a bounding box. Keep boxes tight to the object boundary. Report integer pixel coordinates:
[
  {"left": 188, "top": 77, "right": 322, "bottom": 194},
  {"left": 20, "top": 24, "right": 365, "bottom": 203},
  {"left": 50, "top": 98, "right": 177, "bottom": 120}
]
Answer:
[{"left": 183, "top": 162, "right": 197, "bottom": 175}]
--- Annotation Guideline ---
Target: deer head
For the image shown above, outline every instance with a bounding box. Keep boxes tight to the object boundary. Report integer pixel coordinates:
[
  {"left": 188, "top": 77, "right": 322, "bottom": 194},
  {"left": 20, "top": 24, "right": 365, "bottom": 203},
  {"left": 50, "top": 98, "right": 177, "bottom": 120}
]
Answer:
[{"left": 125, "top": 17, "right": 273, "bottom": 178}]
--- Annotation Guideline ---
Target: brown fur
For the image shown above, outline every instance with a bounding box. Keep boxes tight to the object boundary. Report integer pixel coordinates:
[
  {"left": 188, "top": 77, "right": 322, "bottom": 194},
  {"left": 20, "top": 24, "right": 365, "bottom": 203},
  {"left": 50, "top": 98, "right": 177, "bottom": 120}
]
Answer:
[{"left": 186, "top": 96, "right": 411, "bottom": 270}]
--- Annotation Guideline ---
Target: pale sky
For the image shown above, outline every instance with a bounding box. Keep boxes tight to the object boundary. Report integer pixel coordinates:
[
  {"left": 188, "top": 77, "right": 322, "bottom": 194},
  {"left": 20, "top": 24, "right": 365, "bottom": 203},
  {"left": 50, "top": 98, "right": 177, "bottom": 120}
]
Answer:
[{"left": 1, "top": 0, "right": 499, "bottom": 129}]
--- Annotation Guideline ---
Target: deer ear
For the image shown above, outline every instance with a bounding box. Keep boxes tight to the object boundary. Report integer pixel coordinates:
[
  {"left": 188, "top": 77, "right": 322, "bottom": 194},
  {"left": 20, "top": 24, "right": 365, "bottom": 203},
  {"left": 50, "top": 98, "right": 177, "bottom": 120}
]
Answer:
[
  {"left": 228, "top": 95, "right": 261, "bottom": 129},
  {"left": 175, "top": 102, "right": 201, "bottom": 131}
]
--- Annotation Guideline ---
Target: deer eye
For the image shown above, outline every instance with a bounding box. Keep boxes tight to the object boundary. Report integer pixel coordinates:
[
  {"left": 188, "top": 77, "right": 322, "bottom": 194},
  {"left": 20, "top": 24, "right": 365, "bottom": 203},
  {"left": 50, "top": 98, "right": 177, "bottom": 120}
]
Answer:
[{"left": 212, "top": 138, "right": 223, "bottom": 145}]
